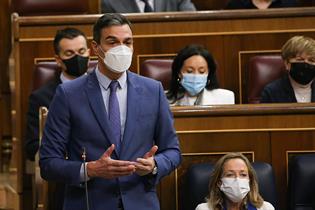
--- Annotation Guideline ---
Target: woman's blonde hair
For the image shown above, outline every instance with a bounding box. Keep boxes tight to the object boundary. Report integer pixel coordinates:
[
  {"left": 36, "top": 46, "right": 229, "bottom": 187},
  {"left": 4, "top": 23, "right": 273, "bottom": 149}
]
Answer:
[
  {"left": 207, "top": 152, "right": 264, "bottom": 210},
  {"left": 282, "top": 36, "right": 315, "bottom": 62}
]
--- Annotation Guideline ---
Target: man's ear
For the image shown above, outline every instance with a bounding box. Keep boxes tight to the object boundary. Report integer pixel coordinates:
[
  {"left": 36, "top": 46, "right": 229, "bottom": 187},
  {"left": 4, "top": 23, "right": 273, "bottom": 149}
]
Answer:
[
  {"left": 91, "top": 41, "right": 99, "bottom": 56},
  {"left": 54, "top": 55, "right": 62, "bottom": 67}
]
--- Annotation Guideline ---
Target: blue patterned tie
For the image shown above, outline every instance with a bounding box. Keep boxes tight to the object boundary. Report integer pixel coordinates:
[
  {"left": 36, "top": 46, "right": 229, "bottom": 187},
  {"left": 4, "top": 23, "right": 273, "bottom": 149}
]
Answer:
[{"left": 109, "top": 80, "right": 121, "bottom": 154}]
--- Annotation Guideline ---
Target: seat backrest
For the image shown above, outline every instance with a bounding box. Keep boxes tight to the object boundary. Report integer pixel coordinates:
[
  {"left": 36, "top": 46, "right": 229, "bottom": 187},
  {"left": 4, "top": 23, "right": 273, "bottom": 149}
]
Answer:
[
  {"left": 33, "top": 62, "right": 61, "bottom": 91},
  {"left": 140, "top": 59, "right": 173, "bottom": 90},
  {"left": 251, "top": 162, "right": 277, "bottom": 207},
  {"left": 11, "top": 0, "right": 89, "bottom": 16},
  {"left": 182, "top": 162, "right": 277, "bottom": 210},
  {"left": 33, "top": 60, "right": 97, "bottom": 91},
  {"left": 182, "top": 162, "right": 213, "bottom": 210},
  {"left": 247, "top": 55, "right": 287, "bottom": 103},
  {"left": 288, "top": 154, "right": 315, "bottom": 210}
]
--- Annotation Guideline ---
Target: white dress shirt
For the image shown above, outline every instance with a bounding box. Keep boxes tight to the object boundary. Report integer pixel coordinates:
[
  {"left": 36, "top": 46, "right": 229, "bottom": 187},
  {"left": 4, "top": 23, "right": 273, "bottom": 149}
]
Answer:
[{"left": 60, "top": 72, "right": 72, "bottom": 83}]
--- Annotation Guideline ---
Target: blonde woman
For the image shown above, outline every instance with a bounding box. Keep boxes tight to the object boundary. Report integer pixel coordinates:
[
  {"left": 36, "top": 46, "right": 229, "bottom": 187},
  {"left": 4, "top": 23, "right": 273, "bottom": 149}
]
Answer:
[
  {"left": 261, "top": 36, "right": 315, "bottom": 103},
  {"left": 195, "top": 153, "right": 274, "bottom": 210},
  {"left": 225, "top": 0, "right": 297, "bottom": 9}
]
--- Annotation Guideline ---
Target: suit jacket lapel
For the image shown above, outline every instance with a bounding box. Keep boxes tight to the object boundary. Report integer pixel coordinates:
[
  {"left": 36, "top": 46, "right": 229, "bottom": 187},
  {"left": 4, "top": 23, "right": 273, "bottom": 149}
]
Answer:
[
  {"left": 120, "top": 72, "right": 140, "bottom": 156},
  {"left": 130, "top": 0, "right": 141, "bottom": 12},
  {"left": 284, "top": 75, "right": 298, "bottom": 102},
  {"left": 154, "top": 0, "right": 164, "bottom": 12},
  {"left": 85, "top": 71, "right": 118, "bottom": 154}
]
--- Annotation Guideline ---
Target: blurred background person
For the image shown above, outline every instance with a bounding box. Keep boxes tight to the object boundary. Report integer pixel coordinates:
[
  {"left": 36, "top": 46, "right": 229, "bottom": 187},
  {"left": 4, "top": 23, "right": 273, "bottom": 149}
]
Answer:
[
  {"left": 166, "top": 44, "right": 234, "bottom": 106},
  {"left": 101, "top": 0, "right": 196, "bottom": 13},
  {"left": 225, "top": 0, "right": 297, "bottom": 9},
  {"left": 195, "top": 152, "right": 274, "bottom": 210},
  {"left": 261, "top": 36, "right": 315, "bottom": 103},
  {"left": 25, "top": 27, "right": 90, "bottom": 161},
  {"left": 25, "top": 27, "right": 90, "bottom": 210}
]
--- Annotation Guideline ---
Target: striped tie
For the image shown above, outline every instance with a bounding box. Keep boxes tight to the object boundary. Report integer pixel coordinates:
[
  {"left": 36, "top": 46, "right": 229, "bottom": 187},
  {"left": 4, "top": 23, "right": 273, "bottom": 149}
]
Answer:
[{"left": 108, "top": 80, "right": 121, "bottom": 154}]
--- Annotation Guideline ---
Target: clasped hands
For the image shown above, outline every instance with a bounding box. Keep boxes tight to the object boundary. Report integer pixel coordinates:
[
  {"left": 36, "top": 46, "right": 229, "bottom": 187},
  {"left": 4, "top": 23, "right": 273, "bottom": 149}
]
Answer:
[{"left": 86, "top": 144, "right": 158, "bottom": 179}]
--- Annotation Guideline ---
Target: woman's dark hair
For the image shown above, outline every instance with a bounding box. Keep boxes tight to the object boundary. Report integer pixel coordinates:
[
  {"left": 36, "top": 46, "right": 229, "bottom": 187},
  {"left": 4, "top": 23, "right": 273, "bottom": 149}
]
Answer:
[{"left": 166, "top": 44, "right": 219, "bottom": 102}]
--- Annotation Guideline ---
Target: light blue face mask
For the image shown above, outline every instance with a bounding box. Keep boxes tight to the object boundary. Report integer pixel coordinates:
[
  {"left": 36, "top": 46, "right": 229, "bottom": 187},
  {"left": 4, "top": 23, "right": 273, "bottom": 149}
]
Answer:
[{"left": 180, "top": 73, "right": 208, "bottom": 96}]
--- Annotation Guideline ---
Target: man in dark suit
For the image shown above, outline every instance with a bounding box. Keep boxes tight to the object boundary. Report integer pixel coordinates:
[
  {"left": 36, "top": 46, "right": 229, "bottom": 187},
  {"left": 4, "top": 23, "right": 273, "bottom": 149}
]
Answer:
[
  {"left": 102, "top": 0, "right": 196, "bottom": 13},
  {"left": 25, "top": 27, "right": 90, "bottom": 210},
  {"left": 25, "top": 27, "right": 90, "bottom": 161},
  {"left": 39, "top": 13, "right": 181, "bottom": 210}
]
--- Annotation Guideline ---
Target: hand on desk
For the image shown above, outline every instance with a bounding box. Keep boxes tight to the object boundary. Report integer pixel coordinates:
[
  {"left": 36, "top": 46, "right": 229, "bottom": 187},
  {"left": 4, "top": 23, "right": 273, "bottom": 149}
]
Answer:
[
  {"left": 86, "top": 144, "right": 136, "bottom": 179},
  {"left": 134, "top": 145, "right": 158, "bottom": 176}
]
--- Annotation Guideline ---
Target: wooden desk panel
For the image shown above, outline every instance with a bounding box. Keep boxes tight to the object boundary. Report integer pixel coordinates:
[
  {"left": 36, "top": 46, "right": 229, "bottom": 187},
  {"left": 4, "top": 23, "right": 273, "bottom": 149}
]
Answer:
[{"left": 162, "top": 104, "right": 315, "bottom": 210}]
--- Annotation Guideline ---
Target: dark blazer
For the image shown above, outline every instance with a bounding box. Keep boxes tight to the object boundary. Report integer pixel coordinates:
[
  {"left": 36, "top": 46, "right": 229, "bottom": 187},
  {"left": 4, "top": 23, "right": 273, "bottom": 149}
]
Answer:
[
  {"left": 225, "top": 0, "right": 298, "bottom": 9},
  {"left": 39, "top": 70, "right": 181, "bottom": 210},
  {"left": 25, "top": 77, "right": 64, "bottom": 210},
  {"left": 25, "top": 78, "right": 61, "bottom": 161},
  {"left": 102, "top": 0, "right": 196, "bottom": 13},
  {"left": 260, "top": 74, "right": 315, "bottom": 103}
]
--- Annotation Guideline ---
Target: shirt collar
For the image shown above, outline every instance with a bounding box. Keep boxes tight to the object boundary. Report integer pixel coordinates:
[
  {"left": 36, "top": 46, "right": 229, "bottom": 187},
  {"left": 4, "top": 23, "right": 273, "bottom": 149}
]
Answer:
[
  {"left": 60, "top": 72, "right": 71, "bottom": 83},
  {"left": 95, "top": 66, "right": 127, "bottom": 90}
]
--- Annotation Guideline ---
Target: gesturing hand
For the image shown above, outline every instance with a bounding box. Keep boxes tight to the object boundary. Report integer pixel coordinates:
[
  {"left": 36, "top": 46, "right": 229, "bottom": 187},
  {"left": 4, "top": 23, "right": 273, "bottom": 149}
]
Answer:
[
  {"left": 134, "top": 145, "right": 158, "bottom": 176},
  {"left": 86, "top": 144, "right": 136, "bottom": 179}
]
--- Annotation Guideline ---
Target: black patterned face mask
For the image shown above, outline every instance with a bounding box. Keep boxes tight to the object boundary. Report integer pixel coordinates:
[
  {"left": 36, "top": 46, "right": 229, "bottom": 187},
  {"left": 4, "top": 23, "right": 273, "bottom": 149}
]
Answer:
[
  {"left": 289, "top": 62, "right": 315, "bottom": 85},
  {"left": 62, "top": 55, "right": 89, "bottom": 77}
]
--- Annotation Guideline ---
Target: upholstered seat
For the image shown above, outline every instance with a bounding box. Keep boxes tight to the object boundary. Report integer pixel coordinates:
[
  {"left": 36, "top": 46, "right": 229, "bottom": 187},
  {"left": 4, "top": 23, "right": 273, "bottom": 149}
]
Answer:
[
  {"left": 140, "top": 59, "right": 173, "bottom": 90},
  {"left": 288, "top": 154, "right": 315, "bottom": 210},
  {"left": 247, "top": 55, "right": 287, "bottom": 103},
  {"left": 182, "top": 161, "right": 277, "bottom": 210}
]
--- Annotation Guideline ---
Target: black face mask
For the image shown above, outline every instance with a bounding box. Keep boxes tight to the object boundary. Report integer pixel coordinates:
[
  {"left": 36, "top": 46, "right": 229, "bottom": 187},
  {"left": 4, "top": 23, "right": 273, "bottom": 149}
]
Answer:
[
  {"left": 289, "top": 62, "right": 315, "bottom": 85},
  {"left": 62, "top": 55, "right": 89, "bottom": 77}
]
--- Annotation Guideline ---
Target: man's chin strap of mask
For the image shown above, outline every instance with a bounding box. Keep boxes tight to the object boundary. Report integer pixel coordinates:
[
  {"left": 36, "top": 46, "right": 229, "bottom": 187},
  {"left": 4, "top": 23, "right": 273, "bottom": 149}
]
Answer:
[{"left": 99, "top": 45, "right": 133, "bottom": 74}]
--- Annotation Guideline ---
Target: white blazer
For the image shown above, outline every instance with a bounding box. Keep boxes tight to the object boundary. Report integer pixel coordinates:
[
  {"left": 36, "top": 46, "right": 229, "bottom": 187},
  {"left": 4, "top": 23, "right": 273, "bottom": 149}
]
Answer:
[
  {"left": 170, "top": 88, "right": 235, "bottom": 106},
  {"left": 195, "top": 201, "right": 275, "bottom": 210}
]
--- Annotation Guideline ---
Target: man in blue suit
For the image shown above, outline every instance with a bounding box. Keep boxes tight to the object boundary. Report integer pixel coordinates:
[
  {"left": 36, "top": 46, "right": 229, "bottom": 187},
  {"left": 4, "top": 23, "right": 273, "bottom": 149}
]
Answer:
[{"left": 39, "top": 13, "right": 181, "bottom": 210}]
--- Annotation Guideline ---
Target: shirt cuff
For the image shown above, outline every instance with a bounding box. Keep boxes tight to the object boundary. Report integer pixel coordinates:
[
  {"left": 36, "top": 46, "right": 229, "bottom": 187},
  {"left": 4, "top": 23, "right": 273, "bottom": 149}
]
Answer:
[{"left": 79, "top": 163, "right": 90, "bottom": 182}]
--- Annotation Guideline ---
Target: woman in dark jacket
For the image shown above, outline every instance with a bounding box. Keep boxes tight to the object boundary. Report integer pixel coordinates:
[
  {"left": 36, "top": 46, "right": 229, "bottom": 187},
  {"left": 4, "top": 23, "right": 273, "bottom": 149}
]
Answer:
[{"left": 225, "top": 0, "right": 297, "bottom": 9}]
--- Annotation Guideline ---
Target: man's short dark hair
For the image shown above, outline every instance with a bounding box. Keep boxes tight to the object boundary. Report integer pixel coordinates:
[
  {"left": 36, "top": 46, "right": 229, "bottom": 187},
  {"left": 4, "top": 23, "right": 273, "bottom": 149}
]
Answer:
[
  {"left": 93, "top": 13, "right": 132, "bottom": 44},
  {"left": 53, "top": 27, "right": 87, "bottom": 55}
]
